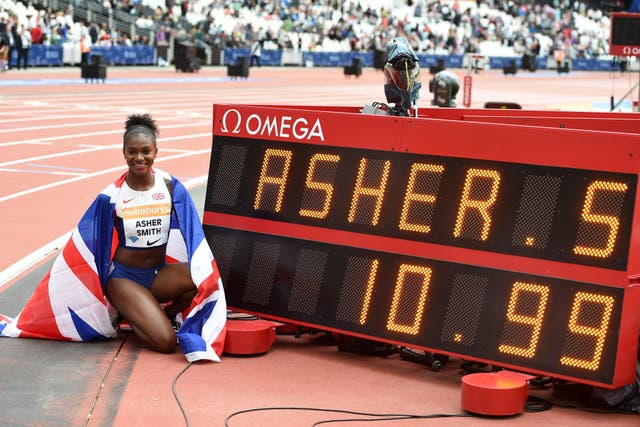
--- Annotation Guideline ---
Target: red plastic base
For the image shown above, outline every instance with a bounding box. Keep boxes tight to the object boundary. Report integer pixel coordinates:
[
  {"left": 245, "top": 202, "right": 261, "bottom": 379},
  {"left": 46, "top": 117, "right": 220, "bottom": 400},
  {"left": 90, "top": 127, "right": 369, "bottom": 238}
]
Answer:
[
  {"left": 461, "top": 371, "right": 535, "bottom": 416},
  {"left": 223, "top": 319, "right": 278, "bottom": 355}
]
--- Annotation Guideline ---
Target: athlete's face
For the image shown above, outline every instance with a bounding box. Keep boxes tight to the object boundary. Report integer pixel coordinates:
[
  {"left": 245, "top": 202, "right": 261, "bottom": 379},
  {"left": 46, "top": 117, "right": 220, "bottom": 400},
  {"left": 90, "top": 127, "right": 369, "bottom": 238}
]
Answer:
[{"left": 123, "top": 133, "right": 157, "bottom": 177}]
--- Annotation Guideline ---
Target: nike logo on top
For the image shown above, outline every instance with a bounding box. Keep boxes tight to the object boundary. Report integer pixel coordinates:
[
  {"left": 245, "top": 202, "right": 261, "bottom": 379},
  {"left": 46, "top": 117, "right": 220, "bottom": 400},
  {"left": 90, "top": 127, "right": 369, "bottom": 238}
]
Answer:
[
  {"left": 123, "top": 198, "right": 135, "bottom": 204},
  {"left": 147, "top": 238, "right": 162, "bottom": 246}
]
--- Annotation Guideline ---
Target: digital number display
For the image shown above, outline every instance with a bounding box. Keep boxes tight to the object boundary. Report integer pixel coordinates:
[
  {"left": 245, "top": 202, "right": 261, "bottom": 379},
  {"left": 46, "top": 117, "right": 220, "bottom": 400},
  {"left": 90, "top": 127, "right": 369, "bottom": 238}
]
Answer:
[
  {"left": 205, "top": 226, "right": 622, "bottom": 384},
  {"left": 205, "top": 137, "right": 635, "bottom": 271},
  {"left": 204, "top": 105, "right": 640, "bottom": 388}
]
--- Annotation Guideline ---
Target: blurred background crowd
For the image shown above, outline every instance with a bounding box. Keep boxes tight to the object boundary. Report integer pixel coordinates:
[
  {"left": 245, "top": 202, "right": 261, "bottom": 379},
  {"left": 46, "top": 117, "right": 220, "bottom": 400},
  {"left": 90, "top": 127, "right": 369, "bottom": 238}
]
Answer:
[{"left": 0, "top": 0, "right": 631, "bottom": 70}]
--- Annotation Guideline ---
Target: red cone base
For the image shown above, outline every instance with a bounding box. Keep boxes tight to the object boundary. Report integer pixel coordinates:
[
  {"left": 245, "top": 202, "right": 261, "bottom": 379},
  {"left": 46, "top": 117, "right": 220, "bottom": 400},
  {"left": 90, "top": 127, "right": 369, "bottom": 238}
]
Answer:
[
  {"left": 461, "top": 370, "right": 535, "bottom": 416},
  {"left": 223, "top": 319, "right": 278, "bottom": 355}
]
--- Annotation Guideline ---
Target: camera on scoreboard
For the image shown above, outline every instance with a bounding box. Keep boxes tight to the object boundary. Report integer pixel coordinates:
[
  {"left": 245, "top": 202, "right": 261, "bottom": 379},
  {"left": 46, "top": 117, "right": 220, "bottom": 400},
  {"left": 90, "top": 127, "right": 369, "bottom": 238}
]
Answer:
[{"left": 429, "top": 70, "right": 460, "bottom": 108}]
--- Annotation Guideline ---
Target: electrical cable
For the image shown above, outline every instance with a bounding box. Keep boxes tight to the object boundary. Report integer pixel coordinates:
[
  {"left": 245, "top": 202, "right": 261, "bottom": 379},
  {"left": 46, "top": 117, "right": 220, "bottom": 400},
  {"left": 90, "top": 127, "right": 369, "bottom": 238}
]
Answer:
[
  {"left": 224, "top": 397, "right": 637, "bottom": 426},
  {"left": 171, "top": 362, "right": 194, "bottom": 427},
  {"left": 312, "top": 413, "right": 472, "bottom": 426},
  {"left": 313, "top": 416, "right": 416, "bottom": 425},
  {"left": 524, "top": 396, "right": 552, "bottom": 412},
  {"left": 224, "top": 406, "right": 471, "bottom": 426}
]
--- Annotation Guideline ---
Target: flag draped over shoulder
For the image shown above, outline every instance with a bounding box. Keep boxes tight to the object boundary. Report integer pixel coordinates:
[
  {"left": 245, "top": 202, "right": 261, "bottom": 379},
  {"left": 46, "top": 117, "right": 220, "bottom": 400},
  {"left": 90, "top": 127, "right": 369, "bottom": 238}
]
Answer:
[{"left": 0, "top": 169, "right": 227, "bottom": 362}]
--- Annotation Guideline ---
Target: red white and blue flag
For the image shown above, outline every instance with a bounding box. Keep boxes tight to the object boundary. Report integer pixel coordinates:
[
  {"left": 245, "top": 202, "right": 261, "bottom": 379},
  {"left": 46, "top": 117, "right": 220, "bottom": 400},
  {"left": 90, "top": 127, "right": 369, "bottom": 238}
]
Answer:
[{"left": 0, "top": 170, "right": 227, "bottom": 362}]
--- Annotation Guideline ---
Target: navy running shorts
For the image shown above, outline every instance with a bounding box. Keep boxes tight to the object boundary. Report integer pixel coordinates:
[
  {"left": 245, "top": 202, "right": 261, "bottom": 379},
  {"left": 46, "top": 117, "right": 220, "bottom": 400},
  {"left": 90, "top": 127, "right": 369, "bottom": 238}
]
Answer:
[{"left": 108, "top": 260, "right": 165, "bottom": 289}]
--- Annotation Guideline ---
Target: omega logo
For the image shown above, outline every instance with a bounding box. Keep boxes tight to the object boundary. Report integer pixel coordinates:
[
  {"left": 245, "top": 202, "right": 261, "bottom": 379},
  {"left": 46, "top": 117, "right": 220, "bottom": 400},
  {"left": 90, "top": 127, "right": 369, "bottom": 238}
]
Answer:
[
  {"left": 221, "top": 108, "right": 325, "bottom": 141},
  {"left": 622, "top": 46, "right": 640, "bottom": 55}
]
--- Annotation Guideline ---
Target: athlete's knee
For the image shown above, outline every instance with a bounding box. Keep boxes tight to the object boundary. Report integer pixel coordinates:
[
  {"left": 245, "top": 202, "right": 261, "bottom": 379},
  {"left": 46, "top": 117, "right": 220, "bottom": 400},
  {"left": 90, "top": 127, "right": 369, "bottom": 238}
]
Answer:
[{"left": 148, "top": 329, "right": 177, "bottom": 354}]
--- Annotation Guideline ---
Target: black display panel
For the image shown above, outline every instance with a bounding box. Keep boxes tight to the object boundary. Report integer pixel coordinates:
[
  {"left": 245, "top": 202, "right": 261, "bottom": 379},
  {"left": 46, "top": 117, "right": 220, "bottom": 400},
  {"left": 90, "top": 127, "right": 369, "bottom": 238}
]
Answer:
[
  {"left": 612, "top": 15, "right": 640, "bottom": 46},
  {"left": 205, "top": 226, "right": 623, "bottom": 385},
  {"left": 205, "top": 137, "right": 636, "bottom": 271}
]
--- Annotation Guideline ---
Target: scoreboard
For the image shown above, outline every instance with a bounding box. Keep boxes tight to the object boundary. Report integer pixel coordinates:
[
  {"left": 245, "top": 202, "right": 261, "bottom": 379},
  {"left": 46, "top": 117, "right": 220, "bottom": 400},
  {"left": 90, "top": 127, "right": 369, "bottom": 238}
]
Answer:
[
  {"left": 610, "top": 12, "right": 640, "bottom": 56},
  {"left": 203, "top": 104, "right": 640, "bottom": 388}
]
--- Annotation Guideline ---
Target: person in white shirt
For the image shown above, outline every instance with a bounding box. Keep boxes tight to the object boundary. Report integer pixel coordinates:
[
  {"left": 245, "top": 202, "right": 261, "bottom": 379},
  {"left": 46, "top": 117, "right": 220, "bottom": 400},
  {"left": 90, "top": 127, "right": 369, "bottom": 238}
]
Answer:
[
  {"left": 17, "top": 25, "right": 31, "bottom": 69},
  {"left": 250, "top": 39, "right": 262, "bottom": 67}
]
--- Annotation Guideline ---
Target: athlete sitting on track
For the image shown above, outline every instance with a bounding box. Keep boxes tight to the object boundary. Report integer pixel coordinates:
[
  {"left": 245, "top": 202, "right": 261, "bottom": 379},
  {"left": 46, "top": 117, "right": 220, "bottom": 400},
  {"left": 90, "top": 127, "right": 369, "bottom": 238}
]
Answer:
[
  {"left": 1, "top": 112, "right": 226, "bottom": 361},
  {"left": 105, "top": 113, "right": 198, "bottom": 353}
]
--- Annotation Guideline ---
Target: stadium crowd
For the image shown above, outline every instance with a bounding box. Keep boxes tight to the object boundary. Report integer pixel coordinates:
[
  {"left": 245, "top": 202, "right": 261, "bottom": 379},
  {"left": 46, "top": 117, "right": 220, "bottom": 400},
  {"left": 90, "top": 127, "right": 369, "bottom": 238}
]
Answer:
[{"left": 0, "top": 0, "right": 620, "bottom": 71}]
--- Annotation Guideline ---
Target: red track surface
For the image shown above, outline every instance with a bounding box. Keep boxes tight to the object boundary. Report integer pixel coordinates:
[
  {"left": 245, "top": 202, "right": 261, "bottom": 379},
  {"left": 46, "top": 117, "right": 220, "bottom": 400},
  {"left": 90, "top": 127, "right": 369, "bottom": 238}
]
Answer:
[
  {"left": 1, "top": 65, "right": 638, "bottom": 426},
  {"left": 2, "top": 66, "right": 637, "bottom": 276}
]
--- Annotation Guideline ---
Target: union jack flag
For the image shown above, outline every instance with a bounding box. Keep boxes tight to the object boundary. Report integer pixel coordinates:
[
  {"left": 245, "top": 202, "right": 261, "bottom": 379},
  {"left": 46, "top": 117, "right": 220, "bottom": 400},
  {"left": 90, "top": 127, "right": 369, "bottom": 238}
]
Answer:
[{"left": 0, "top": 169, "right": 227, "bottom": 362}]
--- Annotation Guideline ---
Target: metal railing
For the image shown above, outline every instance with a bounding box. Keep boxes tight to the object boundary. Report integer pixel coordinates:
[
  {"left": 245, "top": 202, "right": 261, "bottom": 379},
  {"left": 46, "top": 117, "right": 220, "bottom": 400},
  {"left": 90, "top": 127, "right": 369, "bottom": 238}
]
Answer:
[{"left": 24, "top": 0, "right": 156, "bottom": 43}]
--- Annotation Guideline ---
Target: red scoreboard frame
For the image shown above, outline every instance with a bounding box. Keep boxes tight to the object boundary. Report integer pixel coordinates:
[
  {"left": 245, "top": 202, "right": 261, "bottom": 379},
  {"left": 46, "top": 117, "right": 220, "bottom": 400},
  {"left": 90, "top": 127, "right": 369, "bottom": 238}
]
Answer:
[
  {"left": 610, "top": 12, "right": 640, "bottom": 56},
  {"left": 204, "top": 104, "right": 640, "bottom": 389}
]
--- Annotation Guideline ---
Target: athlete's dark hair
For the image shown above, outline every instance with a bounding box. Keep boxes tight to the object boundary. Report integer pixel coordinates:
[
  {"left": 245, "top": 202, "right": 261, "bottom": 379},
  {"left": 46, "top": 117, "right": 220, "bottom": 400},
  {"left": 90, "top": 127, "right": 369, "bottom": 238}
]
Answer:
[{"left": 123, "top": 113, "right": 159, "bottom": 142}]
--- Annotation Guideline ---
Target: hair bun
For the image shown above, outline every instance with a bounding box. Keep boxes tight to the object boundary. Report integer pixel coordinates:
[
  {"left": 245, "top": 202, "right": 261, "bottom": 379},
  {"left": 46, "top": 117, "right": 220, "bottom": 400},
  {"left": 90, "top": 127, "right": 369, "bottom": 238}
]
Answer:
[{"left": 124, "top": 113, "right": 159, "bottom": 139}]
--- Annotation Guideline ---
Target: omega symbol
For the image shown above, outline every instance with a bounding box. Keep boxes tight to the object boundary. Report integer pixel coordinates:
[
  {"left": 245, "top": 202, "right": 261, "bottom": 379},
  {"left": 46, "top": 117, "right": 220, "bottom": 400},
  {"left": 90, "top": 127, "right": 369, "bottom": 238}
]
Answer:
[{"left": 220, "top": 108, "right": 242, "bottom": 134}]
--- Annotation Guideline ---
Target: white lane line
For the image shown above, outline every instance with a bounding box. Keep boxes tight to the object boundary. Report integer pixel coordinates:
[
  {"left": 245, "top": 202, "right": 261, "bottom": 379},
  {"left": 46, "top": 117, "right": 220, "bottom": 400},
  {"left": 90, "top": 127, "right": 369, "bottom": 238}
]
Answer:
[
  {"left": 0, "top": 132, "right": 210, "bottom": 168},
  {"left": 0, "top": 141, "right": 51, "bottom": 148},
  {"left": 0, "top": 144, "right": 121, "bottom": 168},
  {"left": 26, "top": 163, "right": 87, "bottom": 171},
  {"left": 0, "top": 118, "right": 125, "bottom": 133},
  {"left": 0, "top": 175, "right": 209, "bottom": 289},
  {"left": 0, "top": 168, "right": 85, "bottom": 176},
  {"left": 0, "top": 121, "right": 209, "bottom": 147},
  {"left": 0, "top": 112, "right": 122, "bottom": 123},
  {"left": 0, "top": 231, "right": 72, "bottom": 291},
  {"left": 0, "top": 147, "right": 211, "bottom": 203}
]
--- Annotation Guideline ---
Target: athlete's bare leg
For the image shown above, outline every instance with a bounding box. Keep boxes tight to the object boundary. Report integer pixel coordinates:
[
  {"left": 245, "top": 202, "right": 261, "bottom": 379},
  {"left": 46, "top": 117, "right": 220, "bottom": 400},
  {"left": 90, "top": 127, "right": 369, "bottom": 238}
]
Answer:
[
  {"left": 106, "top": 278, "right": 176, "bottom": 353},
  {"left": 151, "top": 262, "right": 197, "bottom": 320}
]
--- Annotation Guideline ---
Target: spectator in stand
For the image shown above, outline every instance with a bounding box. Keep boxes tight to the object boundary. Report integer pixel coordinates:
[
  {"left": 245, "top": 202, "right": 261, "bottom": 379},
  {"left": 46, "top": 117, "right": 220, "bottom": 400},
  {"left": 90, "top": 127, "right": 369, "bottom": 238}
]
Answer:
[
  {"left": 4, "top": 19, "right": 16, "bottom": 70},
  {"left": 30, "top": 25, "right": 42, "bottom": 44},
  {"left": 0, "top": 13, "right": 7, "bottom": 43},
  {"left": 135, "top": 14, "right": 153, "bottom": 30},
  {"left": 152, "top": 6, "right": 163, "bottom": 23},
  {"left": 63, "top": 5, "right": 74, "bottom": 29},
  {"left": 89, "top": 22, "right": 99, "bottom": 44},
  {"left": 250, "top": 38, "right": 262, "bottom": 67},
  {"left": 155, "top": 24, "right": 169, "bottom": 66},
  {"left": 0, "top": 28, "right": 7, "bottom": 73},
  {"left": 0, "top": 0, "right": 621, "bottom": 66},
  {"left": 117, "top": 0, "right": 132, "bottom": 13},
  {"left": 25, "top": 11, "right": 46, "bottom": 44},
  {"left": 7, "top": 23, "right": 16, "bottom": 69},
  {"left": 48, "top": 25, "right": 63, "bottom": 46},
  {"left": 59, "top": 23, "right": 69, "bottom": 44},
  {"left": 116, "top": 30, "right": 132, "bottom": 46},
  {"left": 98, "top": 23, "right": 111, "bottom": 46},
  {"left": 17, "top": 25, "right": 31, "bottom": 70},
  {"left": 155, "top": 25, "right": 168, "bottom": 46},
  {"left": 16, "top": 24, "right": 31, "bottom": 70},
  {"left": 80, "top": 33, "right": 91, "bottom": 65},
  {"left": 0, "top": 8, "right": 6, "bottom": 30}
]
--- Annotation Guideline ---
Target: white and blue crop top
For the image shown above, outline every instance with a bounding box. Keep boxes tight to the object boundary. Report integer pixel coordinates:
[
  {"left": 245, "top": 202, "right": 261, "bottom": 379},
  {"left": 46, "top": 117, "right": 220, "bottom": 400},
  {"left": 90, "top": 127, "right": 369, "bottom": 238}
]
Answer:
[{"left": 115, "top": 177, "right": 172, "bottom": 249}]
